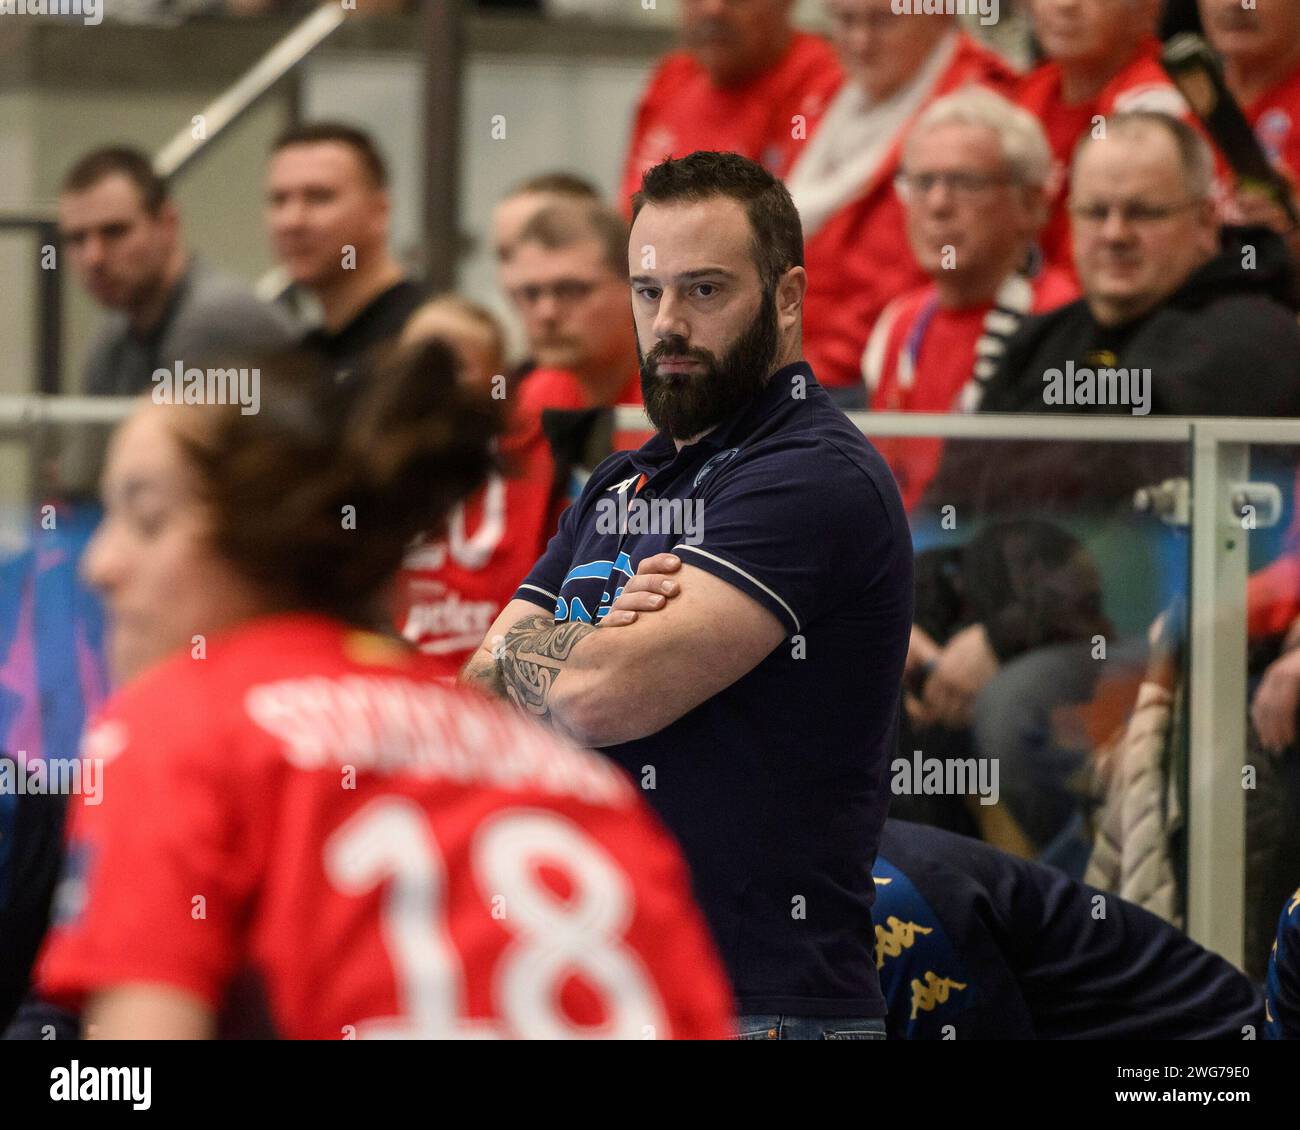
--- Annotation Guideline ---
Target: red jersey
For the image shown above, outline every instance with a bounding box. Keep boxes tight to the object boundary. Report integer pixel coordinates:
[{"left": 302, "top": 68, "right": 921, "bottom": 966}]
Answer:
[
  {"left": 864, "top": 267, "right": 1077, "bottom": 511},
  {"left": 618, "top": 31, "right": 841, "bottom": 211},
  {"left": 1244, "top": 62, "right": 1300, "bottom": 180},
  {"left": 36, "top": 615, "right": 735, "bottom": 1039},
  {"left": 796, "top": 35, "right": 1018, "bottom": 389},
  {"left": 1017, "top": 36, "right": 1190, "bottom": 275}
]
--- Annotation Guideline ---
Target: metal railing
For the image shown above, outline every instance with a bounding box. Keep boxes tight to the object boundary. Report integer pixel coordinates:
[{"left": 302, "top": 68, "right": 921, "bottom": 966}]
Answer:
[{"left": 152, "top": 3, "right": 348, "bottom": 181}]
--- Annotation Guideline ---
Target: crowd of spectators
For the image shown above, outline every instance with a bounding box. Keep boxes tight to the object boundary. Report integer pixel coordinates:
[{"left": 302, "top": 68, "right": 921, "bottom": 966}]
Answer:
[{"left": 33, "top": 0, "right": 1300, "bottom": 1007}]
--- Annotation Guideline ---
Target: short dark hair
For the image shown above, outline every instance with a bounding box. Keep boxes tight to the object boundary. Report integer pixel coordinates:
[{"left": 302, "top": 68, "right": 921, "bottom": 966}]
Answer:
[
  {"left": 515, "top": 201, "right": 629, "bottom": 278},
  {"left": 507, "top": 171, "right": 601, "bottom": 201},
  {"left": 61, "top": 146, "right": 168, "bottom": 214},
  {"left": 631, "top": 151, "right": 804, "bottom": 293},
  {"left": 271, "top": 121, "right": 389, "bottom": 189},
  {"left": 1072, "top": 111, "right": 1216, "bottom": 201}
]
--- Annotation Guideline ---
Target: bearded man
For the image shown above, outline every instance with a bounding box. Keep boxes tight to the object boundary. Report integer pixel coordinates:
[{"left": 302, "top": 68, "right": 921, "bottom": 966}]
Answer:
[{"left": 461, "top": 151, "right": 914, "bottom": 1039}]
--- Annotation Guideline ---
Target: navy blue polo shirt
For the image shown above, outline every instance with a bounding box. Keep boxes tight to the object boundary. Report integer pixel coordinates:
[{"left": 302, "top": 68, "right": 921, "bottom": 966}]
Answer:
[{"left": 513, "top": 362, "right": 913, "bottom": 1016}]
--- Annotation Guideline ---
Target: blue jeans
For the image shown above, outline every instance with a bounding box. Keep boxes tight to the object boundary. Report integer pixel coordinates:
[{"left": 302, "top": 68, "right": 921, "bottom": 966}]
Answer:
[{"left": 736, "top": 1015, "right": 886, "bottom": 1040}]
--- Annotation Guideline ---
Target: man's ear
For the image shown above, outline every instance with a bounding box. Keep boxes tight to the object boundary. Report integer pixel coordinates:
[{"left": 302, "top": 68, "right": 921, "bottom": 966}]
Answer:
[
  {"left": 777, "top": 265, "right": 807, "bottom": 326},
  {"left": 369, "top": 188, "right": 392, "bottom": 241},
  {"left": 156, "top": 200, "right": 181, "bottom": 239},
  {"left": 1195, "top": 198, "right": 1220, "bottom": 257}
]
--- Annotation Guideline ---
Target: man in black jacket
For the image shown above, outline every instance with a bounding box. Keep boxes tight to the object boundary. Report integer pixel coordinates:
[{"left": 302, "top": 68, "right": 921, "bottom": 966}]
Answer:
[
  {"left": 981, "top": 111, "right": 1300, "bottom": 421},
  {"left": 921, "top": 112, "right": 1300, "bottom": 537}
]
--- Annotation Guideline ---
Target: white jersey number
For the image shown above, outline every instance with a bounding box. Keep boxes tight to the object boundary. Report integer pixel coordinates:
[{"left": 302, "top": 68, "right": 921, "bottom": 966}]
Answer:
[{"left": 324, "top": 798, "right": 666, "bottom": 1039}]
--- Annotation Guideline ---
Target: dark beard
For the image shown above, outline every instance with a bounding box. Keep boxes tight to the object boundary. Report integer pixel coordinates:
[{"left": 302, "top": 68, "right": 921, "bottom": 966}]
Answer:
[{"left": 638, "top": 289, "right": 779, "bottom": 441}]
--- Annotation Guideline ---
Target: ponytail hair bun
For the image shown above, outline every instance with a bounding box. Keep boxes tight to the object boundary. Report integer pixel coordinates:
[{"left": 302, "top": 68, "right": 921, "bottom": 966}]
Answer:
[{"left": 180, "top": 340, "right": 502, "bottom": 618}]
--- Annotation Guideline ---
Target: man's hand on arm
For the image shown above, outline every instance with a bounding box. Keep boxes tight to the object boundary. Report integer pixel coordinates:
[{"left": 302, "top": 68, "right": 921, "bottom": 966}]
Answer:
[
  {"left": 545, "top": 557, "right": 784, "bottom": 746},
  {"left": 599, "top": 552, "right": 684, "bottom": 626},
  {"left": 461, "top": 556, "right": 784, "bottom": 747}
]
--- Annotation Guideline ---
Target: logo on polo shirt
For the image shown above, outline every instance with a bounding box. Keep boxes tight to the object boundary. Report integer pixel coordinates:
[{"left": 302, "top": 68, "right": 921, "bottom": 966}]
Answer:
[
  {"left": 555, "top": 551, "right": 636, "bottom": 624},
  {"left": 693, "top": 447, "right": 739, "bottom": 488}
]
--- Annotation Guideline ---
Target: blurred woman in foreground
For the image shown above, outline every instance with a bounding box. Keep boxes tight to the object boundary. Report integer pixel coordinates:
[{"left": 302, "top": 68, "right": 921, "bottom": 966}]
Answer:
[{"left": 34, "top": 344, "right": 733, "bottom": 1039}]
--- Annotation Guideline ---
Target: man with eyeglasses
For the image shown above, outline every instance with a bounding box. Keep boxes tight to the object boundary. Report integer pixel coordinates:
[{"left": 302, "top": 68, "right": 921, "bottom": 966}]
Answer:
[
  {"left": 503, "top": 200, "right": 646, "bottom": 522},
  {"left": 976, "top": 110, "right": 1300, "bottom": 418},
  {"left": 934, "top": 111, "right": 1300, "bottom": 438},
  {"left": 490, "top": 172, "right": 601, "bottom": 367},
  {"left": 1017, "top": 0, "right": 1192, "bottom": 276},
  {"left": 506, "top": 201, "right": 643, "bottom": 415},
  {"left": 863, "top": 87, "right": 1076, "bottom": 513}
]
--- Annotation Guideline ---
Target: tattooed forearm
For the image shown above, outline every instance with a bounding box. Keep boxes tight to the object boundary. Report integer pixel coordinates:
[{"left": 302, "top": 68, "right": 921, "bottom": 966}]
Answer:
[{"left": 496, "top": 615, "right": 597, "bottom": 723}]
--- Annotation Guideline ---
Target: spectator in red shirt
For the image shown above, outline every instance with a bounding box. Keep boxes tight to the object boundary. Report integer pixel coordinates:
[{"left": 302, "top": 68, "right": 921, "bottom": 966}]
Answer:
[
  {"left": 506, "top": 201, "right": 642, "bottom": 412},
  {"left": 1017, "top": 0, "right": 1189, "bottom": 274},
  {"left": 618, "top": 0, "right": 840, "bottom": 210},
  {"left": 785, "top": 0, "right": 1017, "bottom": 406},
  {"left": 1201, "top": 0, "right": 1300, "bottom": 262},
  {"left": 864, "top": 87, "right": 1077, "bottom": 511},
  {"left": 396, "top": 200, "right": 649, "bottom": 676},
  {"left": 502, "top": 203, "right": 651, "bottom": 612}
]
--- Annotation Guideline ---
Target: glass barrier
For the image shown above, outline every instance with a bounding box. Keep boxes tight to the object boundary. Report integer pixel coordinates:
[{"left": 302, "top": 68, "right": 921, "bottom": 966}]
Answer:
[
  {"left": 866, "top": 427, "right": 1192, "bottom": 906},
  {"left": 1237, "top": 436, "right": 1300, "bottom": 983}
]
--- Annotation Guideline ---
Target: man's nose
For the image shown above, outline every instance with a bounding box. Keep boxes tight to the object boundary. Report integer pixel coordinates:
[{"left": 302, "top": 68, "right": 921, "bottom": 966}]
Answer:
[
  {"left": 79, "top": 234, "right": 106, "bottom": 270},
  {"left": 920, "top": 180, "right": 957, "bottom": 213},
  {"left": 271, "top": 199, "right": 307, "bottom": 231},
  {"left": 652, "top": 291, "right": 690, "bottom": 341},
  {"left": 532, "top": 290, "right": 562, "bottom": 323},
  {"left": 1099, "top": 207, "right": 1135, "bottom": 242}
]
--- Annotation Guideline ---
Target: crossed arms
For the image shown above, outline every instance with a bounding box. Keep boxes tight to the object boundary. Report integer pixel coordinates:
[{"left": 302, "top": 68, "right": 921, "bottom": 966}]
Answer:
[{"left": 459, "top": 553, "right": 786, "bottom": 747}]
